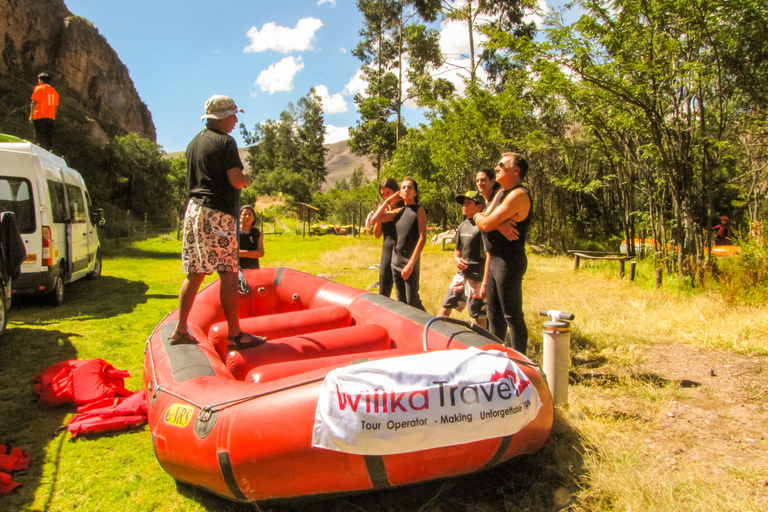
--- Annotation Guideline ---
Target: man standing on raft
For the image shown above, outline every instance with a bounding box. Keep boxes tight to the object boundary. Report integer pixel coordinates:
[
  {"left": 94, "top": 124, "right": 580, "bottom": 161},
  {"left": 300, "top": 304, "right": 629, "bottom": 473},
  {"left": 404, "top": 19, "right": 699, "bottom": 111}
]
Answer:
[
  {"left": 474, "top": 153, "right": 531, "bottom": 355},
  {"left": 170, "top": 95, "right": 265, "bottom": 350}
]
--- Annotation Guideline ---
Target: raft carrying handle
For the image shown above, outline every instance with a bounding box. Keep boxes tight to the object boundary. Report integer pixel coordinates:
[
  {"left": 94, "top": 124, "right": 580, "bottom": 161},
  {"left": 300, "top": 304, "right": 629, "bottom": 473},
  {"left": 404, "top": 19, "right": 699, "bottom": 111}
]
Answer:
[
  {"left": 422, "top": 316, "right": 503, "bottom": 351},
  {"left": 422, "top": 316, "right": 544, "bottom": 375}
]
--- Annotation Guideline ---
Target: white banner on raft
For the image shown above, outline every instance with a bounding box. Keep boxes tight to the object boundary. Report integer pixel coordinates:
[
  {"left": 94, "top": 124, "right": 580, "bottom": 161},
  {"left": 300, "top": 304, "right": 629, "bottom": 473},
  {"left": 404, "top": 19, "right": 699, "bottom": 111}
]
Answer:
[{"left": 312, "top": 347, "right": 542, "bottom": 455}]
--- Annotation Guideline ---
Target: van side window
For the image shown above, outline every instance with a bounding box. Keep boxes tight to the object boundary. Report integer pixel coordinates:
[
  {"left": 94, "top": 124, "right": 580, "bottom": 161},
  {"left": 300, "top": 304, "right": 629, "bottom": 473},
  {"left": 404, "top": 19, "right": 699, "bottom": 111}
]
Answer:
[
  {"left": 0, "top": 177, "right": 35, "bottom": 233},
  {"left": 47, "top": 180, "right": 67, "bottom": 223},
  {"left": 66, "top": 185, "right": 86, "bottom": 223}
]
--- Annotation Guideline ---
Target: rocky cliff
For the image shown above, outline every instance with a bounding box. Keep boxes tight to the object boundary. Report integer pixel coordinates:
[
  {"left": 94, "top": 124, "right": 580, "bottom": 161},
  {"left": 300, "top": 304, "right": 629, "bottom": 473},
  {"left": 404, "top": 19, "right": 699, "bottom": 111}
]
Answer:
[{"left": 0, "top": 0, "right": 155, "bottom": 142}]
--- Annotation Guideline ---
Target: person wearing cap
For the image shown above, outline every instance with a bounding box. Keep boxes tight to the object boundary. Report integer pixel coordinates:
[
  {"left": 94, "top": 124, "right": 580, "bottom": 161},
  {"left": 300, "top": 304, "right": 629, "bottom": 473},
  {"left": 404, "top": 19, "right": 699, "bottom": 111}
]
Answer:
[
  {"left": 437, "top": 190, "right": 487, "bottom": 328},
  {"left": 171, "top": 95, "right": 265, "bottom": 350},
  {"left": 474, "top": 153, "right": 532, "bottom": 355},
  {"left": 712, "top": 216, "right": 733, "bottom": 245},
  {"left": 29, "top": 72, "right": 59, "bottom": 151}
]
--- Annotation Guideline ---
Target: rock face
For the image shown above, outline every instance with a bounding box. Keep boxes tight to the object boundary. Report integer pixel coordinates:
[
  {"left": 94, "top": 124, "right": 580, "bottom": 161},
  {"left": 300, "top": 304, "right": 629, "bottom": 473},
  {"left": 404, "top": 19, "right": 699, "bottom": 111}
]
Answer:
[{"left": 0, "top": 0, "right": 155, "bottom": 142}]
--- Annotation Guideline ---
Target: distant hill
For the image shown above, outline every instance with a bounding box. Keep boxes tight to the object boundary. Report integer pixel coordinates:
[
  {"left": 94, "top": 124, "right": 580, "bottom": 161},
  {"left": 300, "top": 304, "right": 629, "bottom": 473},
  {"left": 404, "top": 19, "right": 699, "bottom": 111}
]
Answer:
[{"left": 166, "top": 139, "right": 377, "bottom": 191}]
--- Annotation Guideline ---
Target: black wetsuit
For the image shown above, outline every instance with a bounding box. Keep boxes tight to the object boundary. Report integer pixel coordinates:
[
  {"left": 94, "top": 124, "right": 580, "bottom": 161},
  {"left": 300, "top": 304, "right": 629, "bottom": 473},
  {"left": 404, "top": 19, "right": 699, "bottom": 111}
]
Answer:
[
  {"left": 483, "top": 185, "right": 532, "bottom": 354},
  {"left": 378, "top": 218, "right": 397, "bottom": 297},
  {"left": 391, "top": 204, "right": 426, "bottom": 310}
]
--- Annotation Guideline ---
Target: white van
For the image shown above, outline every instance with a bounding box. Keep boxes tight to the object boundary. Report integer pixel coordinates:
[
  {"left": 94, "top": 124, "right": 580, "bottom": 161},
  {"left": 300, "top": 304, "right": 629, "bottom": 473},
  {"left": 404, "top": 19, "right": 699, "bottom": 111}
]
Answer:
[{"left": 0, "top": 140, "right": 104, "bottom": 306}]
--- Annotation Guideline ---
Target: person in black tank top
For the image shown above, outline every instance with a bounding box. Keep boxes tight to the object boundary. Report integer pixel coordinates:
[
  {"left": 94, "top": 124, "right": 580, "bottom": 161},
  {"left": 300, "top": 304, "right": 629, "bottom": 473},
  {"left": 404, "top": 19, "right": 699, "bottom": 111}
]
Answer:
[
  {"left": 474, "top": 153, "right": 532, "bottom": 354},
  {"left": 371, "top": 178, "right": 401, "bottom": 297},
  {"left": 238, "top": 205, "right": 263, "bottom": 269},
  {"left": 367, "top": 177, "right": 427, "bottom": 310}
]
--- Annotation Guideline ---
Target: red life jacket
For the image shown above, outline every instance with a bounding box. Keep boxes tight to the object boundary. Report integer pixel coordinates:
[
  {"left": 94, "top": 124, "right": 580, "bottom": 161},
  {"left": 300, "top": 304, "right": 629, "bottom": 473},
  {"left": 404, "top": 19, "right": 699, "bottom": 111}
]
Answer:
[
  {"left": 0, "top": 445, "right": 29, "bottom": 473},
  {"left": 33, "top": 359, "right": 132, "bottom": 408},
  {"left": 0, "top": 472, "right": 21, "bottom": 495},
  {"left": 66, "top": 391, "right": 148, "bottom": 437},
  {"left": 0, "top": 445, "right": 30, "bottom": 495}
]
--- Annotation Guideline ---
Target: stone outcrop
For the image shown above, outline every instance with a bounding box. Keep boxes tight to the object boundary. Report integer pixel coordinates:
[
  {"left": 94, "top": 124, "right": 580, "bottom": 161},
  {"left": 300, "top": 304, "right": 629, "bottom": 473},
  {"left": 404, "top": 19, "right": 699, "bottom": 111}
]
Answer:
[{"left": 0, "top": 0, "right": 155, "bottom": 142}]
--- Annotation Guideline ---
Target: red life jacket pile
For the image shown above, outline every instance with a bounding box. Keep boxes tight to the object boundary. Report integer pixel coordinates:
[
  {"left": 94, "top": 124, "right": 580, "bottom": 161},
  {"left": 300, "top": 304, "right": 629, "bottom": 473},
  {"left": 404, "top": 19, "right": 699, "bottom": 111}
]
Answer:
[
  {"left": 0, "top": 444, "right": 30, "bottom": 495},
  {"left": 2, "top": 360, "right": 148, "bottom": 495},
  {"left": 32, "top": 359, "right": 148, "bottom": 437}
]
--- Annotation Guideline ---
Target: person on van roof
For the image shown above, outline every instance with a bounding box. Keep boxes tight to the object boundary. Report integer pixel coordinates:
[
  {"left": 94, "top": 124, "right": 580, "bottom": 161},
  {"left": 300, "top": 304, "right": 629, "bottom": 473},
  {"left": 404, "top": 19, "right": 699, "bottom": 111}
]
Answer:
[
  {"left": 172, "top": 95, "right": 265, "bottom": 351},
  {"left": 29, "top": 73, "right": 59, "bottom": 151}
]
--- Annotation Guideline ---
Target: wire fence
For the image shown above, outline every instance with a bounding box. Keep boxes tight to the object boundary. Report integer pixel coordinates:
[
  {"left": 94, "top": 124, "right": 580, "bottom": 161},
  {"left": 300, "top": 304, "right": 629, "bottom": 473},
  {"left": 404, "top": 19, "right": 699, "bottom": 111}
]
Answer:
[{"left": 99, "top": 210, "right": 292, "bottom": 248}]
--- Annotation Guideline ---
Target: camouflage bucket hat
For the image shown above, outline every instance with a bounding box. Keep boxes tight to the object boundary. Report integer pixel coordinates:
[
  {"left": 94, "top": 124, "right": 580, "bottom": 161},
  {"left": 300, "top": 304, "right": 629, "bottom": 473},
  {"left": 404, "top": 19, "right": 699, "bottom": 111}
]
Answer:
[
  {"left": 201, "top": 95, "right": 244, "bottom": 121},
  {"left": 455, "top": 190, "right": 486, "bottom": 207}
]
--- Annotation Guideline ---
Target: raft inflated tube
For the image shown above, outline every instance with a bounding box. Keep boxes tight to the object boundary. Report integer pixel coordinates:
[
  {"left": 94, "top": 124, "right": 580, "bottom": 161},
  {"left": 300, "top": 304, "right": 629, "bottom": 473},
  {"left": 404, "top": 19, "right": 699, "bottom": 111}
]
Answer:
[{"left": 226, "top": 324, "right": 392, "bottom": 380}]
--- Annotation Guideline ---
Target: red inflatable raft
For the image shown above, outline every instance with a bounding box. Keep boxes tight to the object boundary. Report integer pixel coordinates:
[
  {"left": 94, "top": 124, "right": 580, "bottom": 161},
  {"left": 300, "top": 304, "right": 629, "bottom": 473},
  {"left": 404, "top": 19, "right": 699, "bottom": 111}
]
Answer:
[{"left": 143, "top": 267, "right": 553, "bottom": 503}]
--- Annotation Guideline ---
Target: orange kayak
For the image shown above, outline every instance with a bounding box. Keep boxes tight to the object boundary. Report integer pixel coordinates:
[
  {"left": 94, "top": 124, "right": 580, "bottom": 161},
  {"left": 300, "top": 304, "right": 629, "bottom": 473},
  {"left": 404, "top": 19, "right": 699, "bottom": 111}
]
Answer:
[{"left": 143, "top": 267, "right": 553, "bottom": 503}]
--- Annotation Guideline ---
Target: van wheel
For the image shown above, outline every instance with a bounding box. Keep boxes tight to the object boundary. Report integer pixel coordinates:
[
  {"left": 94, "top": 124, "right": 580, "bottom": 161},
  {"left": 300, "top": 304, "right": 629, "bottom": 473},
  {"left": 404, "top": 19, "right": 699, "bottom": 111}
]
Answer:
[
  {"left": 49, "top": 270, "right": 65, "bottom": 306},
  {"left": 87, "top": 252, "right": 102, "bottom": 280},
  {"left": 0, "top": 292, "right": 7, "bottom": 336}
]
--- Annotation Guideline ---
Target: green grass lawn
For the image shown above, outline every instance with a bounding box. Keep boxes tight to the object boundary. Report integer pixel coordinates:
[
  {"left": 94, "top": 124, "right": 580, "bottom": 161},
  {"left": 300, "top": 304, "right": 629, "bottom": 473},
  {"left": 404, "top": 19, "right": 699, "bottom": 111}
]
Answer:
[
  {"left": 0, "top": 233, "right": 462, "bottom": 512},
  {"left": 4, "top": 233, "right": 765, "bottom": 512}
]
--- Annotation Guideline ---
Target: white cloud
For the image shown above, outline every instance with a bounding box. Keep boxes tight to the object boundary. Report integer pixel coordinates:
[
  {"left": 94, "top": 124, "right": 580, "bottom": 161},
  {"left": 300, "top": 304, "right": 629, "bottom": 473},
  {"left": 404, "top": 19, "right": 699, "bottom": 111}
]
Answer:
[
  {"left": 244, "top": 18, "right": 323, "bottom": 53},
  {"left": 317, "top": 0, "right": 336, "bottom": 5},
  {"left": 524, "top": 0, "right": 550, "bottom": 27},
  {"left": 343, "top": 69, "right": 366, "bottom": 96},
  {"left": 314, "top": 85, "right": 348, "bottom": 114},
  {"left": 325, "top": 125, "right": 350, "bottom": 143},
  {"left": 256, "top": 56, "right": 305, "bottom": 94},
  {"left": 439, "top": 14, "right": 490, "bottom": 58}
]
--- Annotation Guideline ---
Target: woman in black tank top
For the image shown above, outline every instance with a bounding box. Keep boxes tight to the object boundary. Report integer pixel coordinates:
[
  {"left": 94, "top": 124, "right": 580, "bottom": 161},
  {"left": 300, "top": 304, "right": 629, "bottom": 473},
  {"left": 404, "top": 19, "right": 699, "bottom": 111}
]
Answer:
[
  {"left": 372, "top": 178, "right": 400, "bottom": 297},
  {"left": 367, "top": 177, "right": 427, "bottom": 310}
]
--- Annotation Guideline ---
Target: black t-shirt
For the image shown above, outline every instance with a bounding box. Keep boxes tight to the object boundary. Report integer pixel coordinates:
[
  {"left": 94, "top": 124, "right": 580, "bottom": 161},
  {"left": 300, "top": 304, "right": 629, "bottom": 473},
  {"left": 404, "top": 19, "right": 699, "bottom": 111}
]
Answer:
[
  {"left": 186, "top": 127, "right": 243, "bottom": 217},
  {"left": 239, "top": 226, "right": 261, "bottom": 269},
  {"left": 455, "top": 218, "right": 485, "bottom": 281}
]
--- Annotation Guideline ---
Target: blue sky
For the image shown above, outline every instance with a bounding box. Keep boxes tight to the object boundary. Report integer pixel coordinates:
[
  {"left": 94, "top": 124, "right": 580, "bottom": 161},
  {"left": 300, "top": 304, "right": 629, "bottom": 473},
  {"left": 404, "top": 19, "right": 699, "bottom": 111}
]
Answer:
[{"left": 62, "top": 0, "right": 553, "bottom": 153}]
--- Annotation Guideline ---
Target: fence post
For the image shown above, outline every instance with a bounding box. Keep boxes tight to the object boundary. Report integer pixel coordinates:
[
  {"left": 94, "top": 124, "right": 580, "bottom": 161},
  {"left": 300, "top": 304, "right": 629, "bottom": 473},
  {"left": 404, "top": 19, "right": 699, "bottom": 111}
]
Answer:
[
  {"left": 127, "top": 210, "right": 131, "bottom": 243},
  {"left": 144, "top": 212, "right": 148, "bottom": 241},
  {"left": 629, "top": 261, "right": 636, "bottom": 282},
  {"left": 573, "top": 255, "right": 580, "bottom": 270},
  {"left": 619, "top": 259, "right": 625, "bottom": 279},
  {"left": 656, "top": 267, "right": 663, "bottom": 288}
]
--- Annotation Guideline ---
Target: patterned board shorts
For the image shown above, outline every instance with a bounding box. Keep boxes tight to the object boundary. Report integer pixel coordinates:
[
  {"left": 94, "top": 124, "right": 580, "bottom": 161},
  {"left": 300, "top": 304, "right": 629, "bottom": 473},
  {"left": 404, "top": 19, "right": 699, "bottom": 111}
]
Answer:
[
  {"left": 441, "top": 273, "right": 487, "bottom": 319},
  {"left": 181, "top": 200, "right": 237, "bottom": 274}
]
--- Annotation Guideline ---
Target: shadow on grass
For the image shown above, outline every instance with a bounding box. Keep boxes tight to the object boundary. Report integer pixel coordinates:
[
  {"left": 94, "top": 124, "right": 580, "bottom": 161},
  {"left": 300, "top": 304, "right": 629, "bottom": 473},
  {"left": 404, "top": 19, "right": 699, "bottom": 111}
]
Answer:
[
  {"left": 11, "top": 275, "right": 176, "bottom": 323},
  {"left": 102, "top": 245, "right": 181, "bottom": 260},
  {"left": 171, "top": 411, "right": 588, "bottom": 512},
  {"left": 0, "top": 327, "right": 78, "bottom": 512}
]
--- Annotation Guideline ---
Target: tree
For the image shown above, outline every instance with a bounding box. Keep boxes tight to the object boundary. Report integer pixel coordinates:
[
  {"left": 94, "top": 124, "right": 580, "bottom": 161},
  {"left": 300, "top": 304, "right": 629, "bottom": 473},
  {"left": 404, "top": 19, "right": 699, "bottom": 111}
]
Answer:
[
  {"left": 350, "top": 0, "right": 447, "bottom": 172},
  {"left": 241, "top": 88, "right": 328, "bottom": 201},
  {"left": 296, "top": 87, "right": 328, "bottom": 194},
  {"left": 101, "top": 133, "right": 173, "bottom": 217}
]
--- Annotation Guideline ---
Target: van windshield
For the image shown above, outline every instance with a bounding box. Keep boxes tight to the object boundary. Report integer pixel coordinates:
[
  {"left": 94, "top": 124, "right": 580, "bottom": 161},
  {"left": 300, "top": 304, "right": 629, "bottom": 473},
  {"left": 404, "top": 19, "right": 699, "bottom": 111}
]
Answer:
[{"left": 0, "top": 177, "right": 35, "bottom": 233}]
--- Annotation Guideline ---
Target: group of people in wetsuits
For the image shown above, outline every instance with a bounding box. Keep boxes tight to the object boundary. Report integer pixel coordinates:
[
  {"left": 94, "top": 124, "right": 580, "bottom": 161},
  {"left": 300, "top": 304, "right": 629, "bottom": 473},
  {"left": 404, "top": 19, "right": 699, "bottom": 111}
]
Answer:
[
  {"left": 367, "top": 153, "right": 532, "bottom": 355},
  {"left": 172, "top": 94, "right": 531, "bottom": 356}
]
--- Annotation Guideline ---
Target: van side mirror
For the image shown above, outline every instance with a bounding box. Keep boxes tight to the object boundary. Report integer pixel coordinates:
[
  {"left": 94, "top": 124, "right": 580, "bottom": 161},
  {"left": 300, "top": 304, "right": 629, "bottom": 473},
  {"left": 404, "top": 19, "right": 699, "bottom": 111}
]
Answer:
[{"left": 92, "top": 208, "right": 106, "bottom": 226}]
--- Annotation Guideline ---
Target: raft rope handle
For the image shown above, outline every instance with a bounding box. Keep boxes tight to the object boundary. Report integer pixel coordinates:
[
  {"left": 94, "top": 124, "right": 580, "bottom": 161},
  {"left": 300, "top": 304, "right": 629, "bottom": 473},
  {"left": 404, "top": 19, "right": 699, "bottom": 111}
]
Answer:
[
  {"left": 422, "top": 316, "right": 545, "bottom": 376},
  {"left": 198, "top": 375, "right": 327, "bottom": 420}
]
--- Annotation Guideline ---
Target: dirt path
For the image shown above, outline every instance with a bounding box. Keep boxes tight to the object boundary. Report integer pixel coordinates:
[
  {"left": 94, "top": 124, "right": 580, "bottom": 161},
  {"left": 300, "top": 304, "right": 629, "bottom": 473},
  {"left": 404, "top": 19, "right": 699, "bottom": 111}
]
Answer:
[
  {"left": 575, "top": 341, "right": 768, "bottom": 508},
  {"left": 641, "top": 345, "right": 767, "bottom": 482}
]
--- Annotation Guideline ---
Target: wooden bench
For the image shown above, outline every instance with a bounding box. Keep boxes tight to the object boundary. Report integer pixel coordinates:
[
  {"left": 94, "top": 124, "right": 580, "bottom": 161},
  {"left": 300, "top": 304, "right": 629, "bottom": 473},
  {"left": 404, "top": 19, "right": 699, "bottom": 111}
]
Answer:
[{"left": 567, "top": 250, "right": 636, "bottom": 280}]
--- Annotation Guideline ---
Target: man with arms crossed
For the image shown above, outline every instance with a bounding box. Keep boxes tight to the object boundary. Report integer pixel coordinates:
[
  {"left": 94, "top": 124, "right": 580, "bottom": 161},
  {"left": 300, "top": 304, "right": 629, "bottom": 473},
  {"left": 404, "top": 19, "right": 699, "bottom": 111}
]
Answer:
[
  {"left": 474, "top": 153, "right": 531, "bottom": 355},
  {"left": 170, "top": 95, "right": 265, "bottom": 350}
]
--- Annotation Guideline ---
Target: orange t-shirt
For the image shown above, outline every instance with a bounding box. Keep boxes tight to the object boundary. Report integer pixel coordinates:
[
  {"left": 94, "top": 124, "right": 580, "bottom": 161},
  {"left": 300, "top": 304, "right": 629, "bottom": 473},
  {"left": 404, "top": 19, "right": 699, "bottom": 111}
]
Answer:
[{"left": 31, "top": 84, "right": 59, "bottom": 120}]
